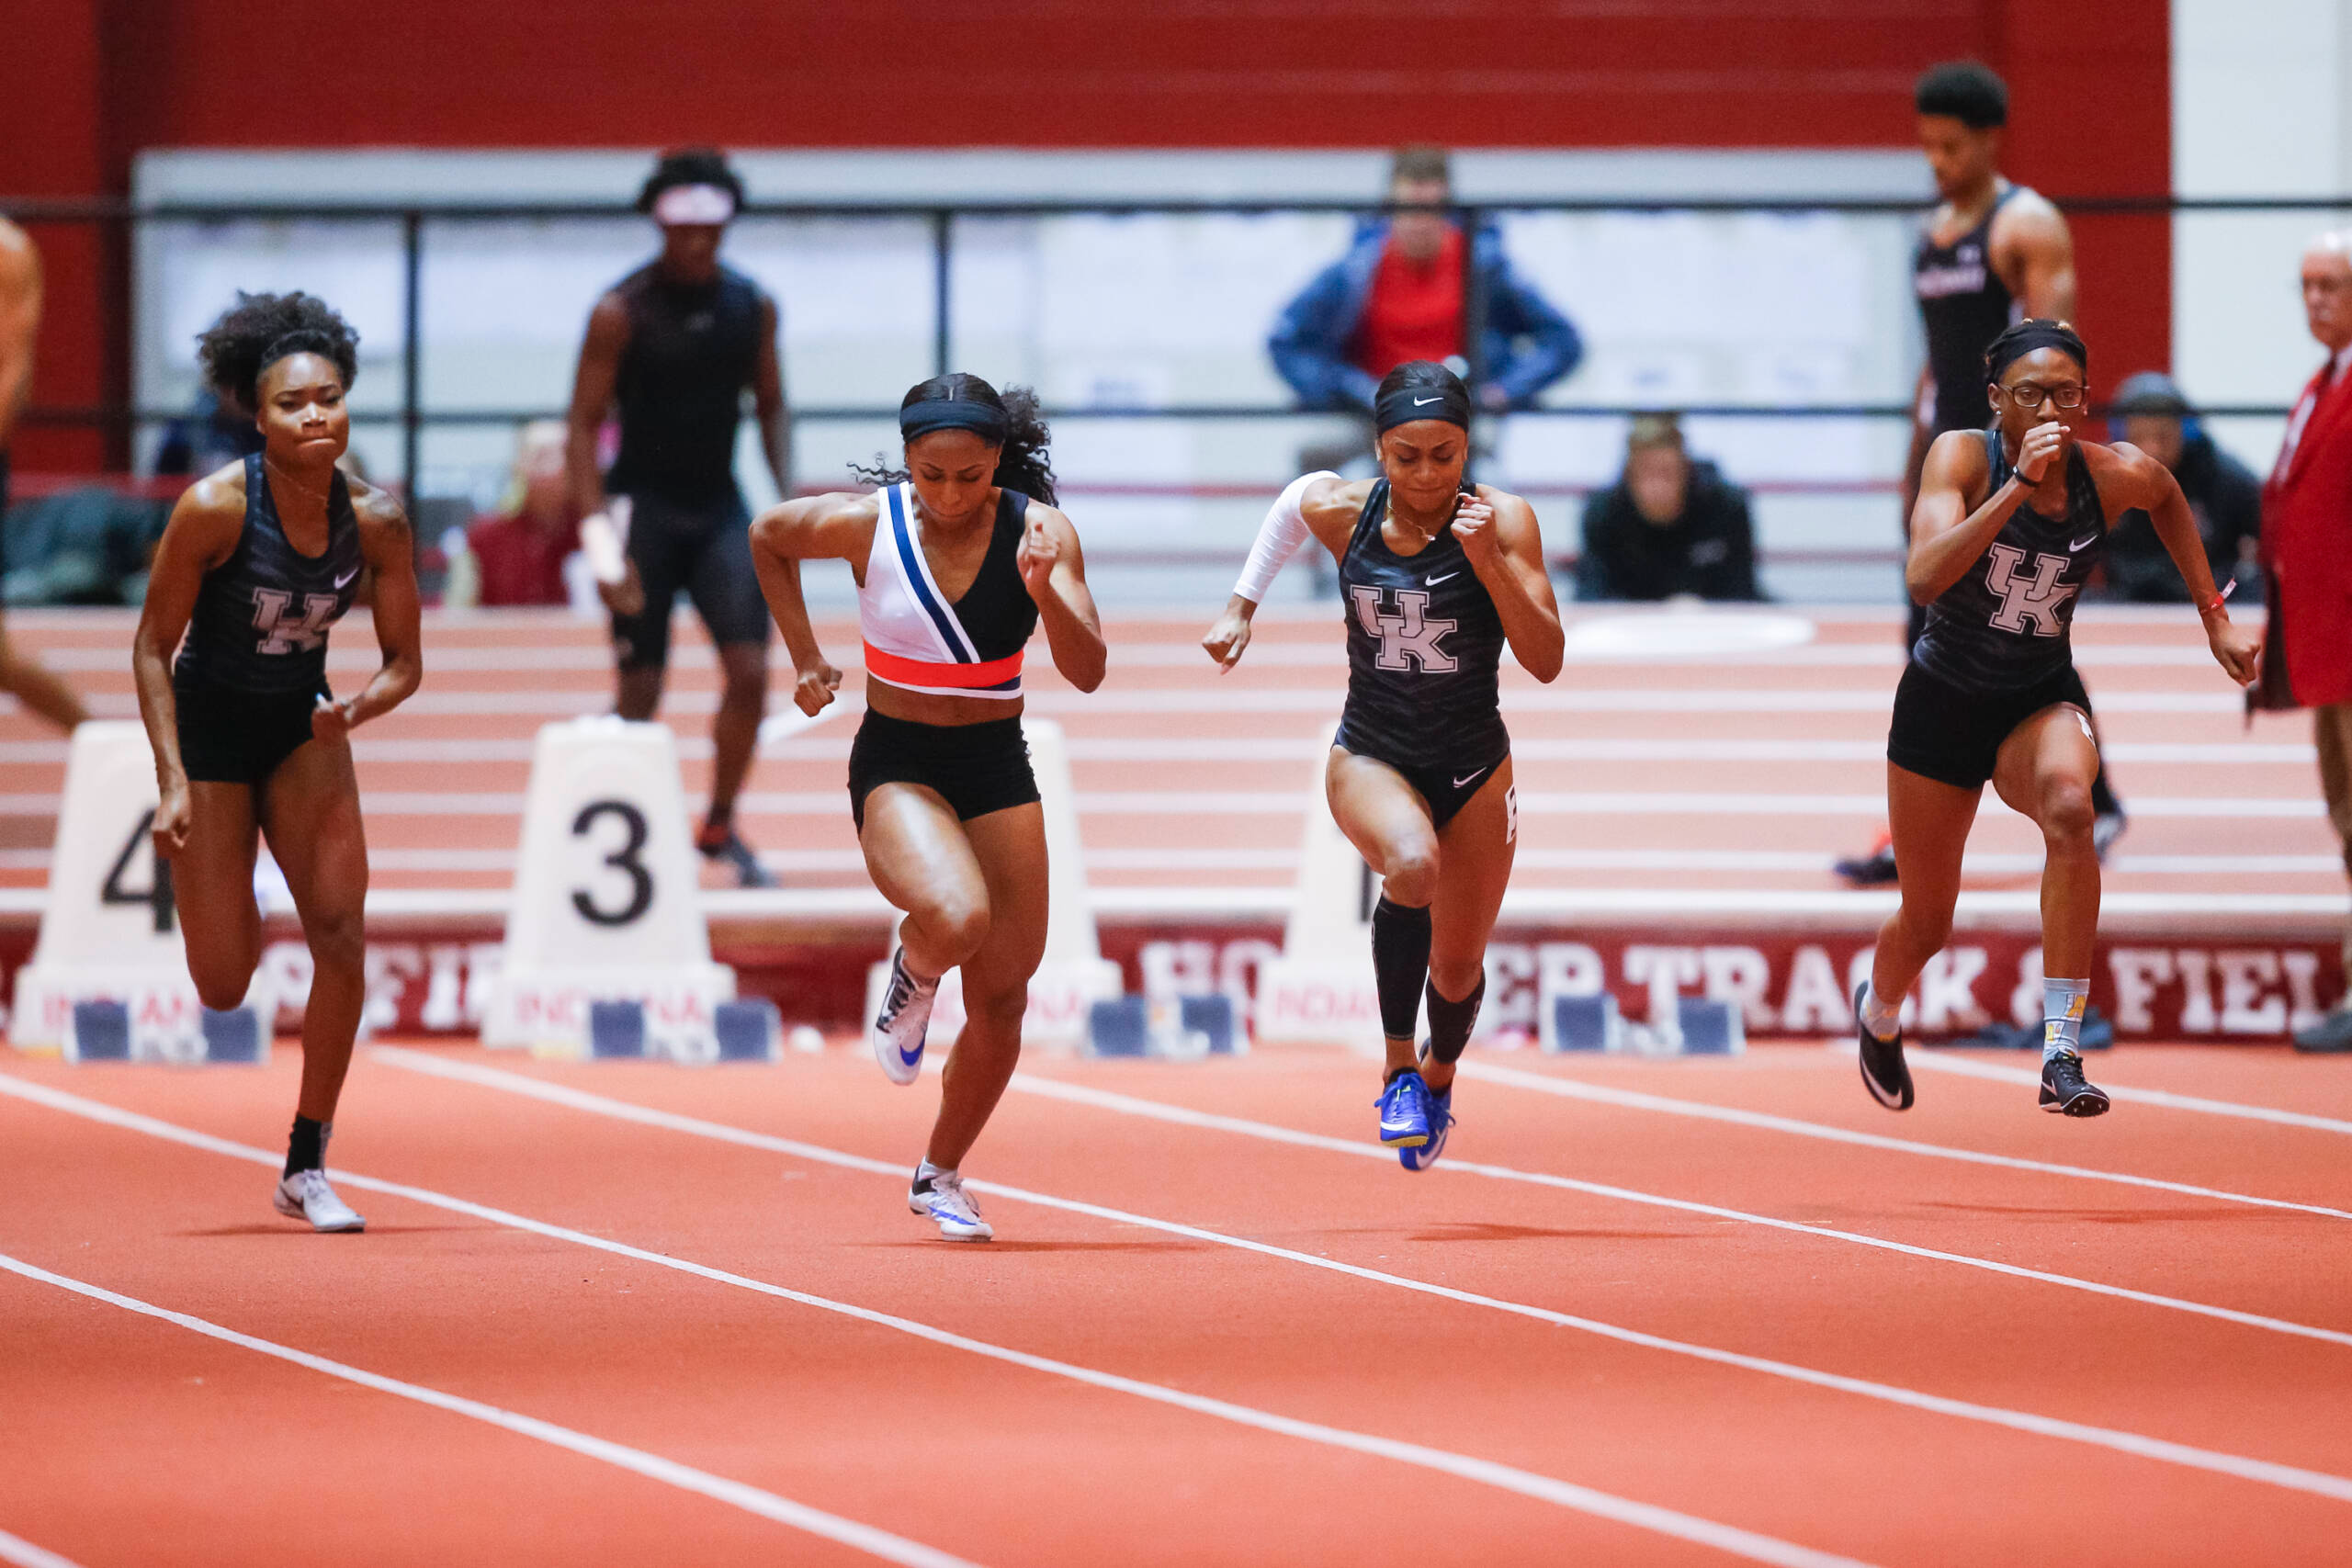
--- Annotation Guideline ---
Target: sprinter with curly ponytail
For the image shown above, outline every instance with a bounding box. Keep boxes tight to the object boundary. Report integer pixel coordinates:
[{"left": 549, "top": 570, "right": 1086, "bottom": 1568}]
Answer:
[{"left": 750, "top": 370, "right": 1104, "bottom": 1242}]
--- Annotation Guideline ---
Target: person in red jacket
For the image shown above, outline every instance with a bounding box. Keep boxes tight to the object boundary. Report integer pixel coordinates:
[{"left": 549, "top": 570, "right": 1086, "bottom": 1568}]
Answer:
[
  {"left": 2258, "top": 231, "right": 2352, "bottom": 1051},
  {"left": 465, "top": 421, "right": 580, "bottom": 607}
]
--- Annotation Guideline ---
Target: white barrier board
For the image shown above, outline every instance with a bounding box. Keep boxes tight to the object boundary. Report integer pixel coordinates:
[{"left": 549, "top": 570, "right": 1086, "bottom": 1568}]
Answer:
[
  {"left": 1255, "top": 726, "right": 1383, "bottom": 1052},
  {"left": 10, "top": 723, "right": 233, "bottom": 1049},
  {"left": 861, "top": 718, "right": 1120, "bottom": 1051},
  {"left": 481, "top": 717, "right": 734, "bottom": 1053}
]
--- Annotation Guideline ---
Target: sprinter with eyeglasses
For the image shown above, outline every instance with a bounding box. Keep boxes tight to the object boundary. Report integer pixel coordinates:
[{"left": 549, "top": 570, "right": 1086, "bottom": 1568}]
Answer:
[{"left": 1851, "top": 321, "right": 2262, "bottom": 1120}]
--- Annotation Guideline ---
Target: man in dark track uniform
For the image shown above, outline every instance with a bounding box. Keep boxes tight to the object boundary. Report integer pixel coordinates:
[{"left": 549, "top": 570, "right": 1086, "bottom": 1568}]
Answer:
[
  {"left": 566, "top": 147, "right": 789, "bottom": 886},
  {"left": 1840, "top": 62, "right": 2125, "bottom": 884}
]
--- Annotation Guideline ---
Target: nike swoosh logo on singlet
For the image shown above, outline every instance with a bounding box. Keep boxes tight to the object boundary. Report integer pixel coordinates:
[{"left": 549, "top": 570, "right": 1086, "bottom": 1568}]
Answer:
[
  {"left": 2069, "top": 535, "right": 2097, "bottom": 552},
  {"left": 1426, "top": 572, "right": 1459, "bottom": 586},
  {"left": 334, "top": 567, "right": 359, "bottom": 589}
]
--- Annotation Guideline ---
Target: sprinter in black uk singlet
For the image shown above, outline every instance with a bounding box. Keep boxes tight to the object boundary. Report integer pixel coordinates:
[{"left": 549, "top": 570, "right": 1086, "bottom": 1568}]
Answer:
[
  {"left": 133, "top": 292, "right": 424, "bottom": 1232},
  {"left": 751, "top": 374, "right": 1104, "bottom": 1242},
  {"left": 1854, "top": 321, "right": 2260, "bottom": 1122},
  {"left": 1204, "top": 360, "right": 1563, "bottom": 1169}
]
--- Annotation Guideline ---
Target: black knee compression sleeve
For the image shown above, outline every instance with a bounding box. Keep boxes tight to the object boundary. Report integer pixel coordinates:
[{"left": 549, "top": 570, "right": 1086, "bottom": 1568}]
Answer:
[
  {"left": 1370, "top": 897, "right": 1432, "bottom": 1042},
  {"left": 1424, "top": 975, "right": 1486, "bottom": 1064}
]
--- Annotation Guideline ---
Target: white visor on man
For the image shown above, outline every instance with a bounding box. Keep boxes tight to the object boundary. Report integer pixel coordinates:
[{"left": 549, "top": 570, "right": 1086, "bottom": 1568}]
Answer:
[{"left": 652, "top": 183, "right": 736, "bottom": 226}]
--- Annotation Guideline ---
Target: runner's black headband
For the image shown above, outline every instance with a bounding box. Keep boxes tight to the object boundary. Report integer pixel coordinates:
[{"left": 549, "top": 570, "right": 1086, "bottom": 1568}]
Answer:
[
  {"left": 1374, "top": 382, "right": 1473, "bottom": 434},
  {"left": 1986, "top": 321, "right": 2087, "bottom": 385},
  {"left": 899, "top": 399, "right": 1008, "bottom": 445}
]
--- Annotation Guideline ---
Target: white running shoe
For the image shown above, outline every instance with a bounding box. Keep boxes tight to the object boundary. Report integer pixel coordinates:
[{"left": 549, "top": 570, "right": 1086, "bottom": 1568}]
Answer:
[
  {"left": 871, "top": 949, "right": 939, "bottom": 1086},
  {"left": 908, "top": 1172, "right": 992, "bottom": 1242},
  {"left": 273, "top": 1168, "right": 366, "bottom": 1233}
]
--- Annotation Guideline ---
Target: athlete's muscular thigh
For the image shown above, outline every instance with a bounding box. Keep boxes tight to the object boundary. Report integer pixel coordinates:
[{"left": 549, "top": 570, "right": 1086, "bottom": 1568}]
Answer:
[
  {"left": 1430, "top": 758, "right": 1515, "bottom": 993},
  {"left": 261, "top": 737, "right": 368, "bottom": 940},
  {"left": 1326, "top": 749, "right": 1439, "bottom": 887},
  {"left": 859, "top": 784, "right": 989, "bottom": 934},
  {"left": 172, "top": 782, "right": 263, "bottom": 998},
  {"left": 1991, "top": 704, "right": 2098, "bottom": 825},
  {"left": 954, "top": 803, "right": 1050, "bottom": 1004}
]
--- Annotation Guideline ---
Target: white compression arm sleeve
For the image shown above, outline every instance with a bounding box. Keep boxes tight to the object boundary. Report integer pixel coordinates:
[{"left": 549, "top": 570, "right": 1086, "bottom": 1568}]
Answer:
[{"left": 1231, "top": 470, "right": 1336, "bottom": 604}]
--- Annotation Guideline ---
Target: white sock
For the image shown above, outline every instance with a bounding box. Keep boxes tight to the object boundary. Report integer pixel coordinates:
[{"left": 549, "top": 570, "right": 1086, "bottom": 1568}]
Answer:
[
  {"left": 2043, "top": 977, "right": 2091, "bottom": 1060},
  {"left": 1860, "top": 981, "right": 1902, "bottom": 1043},
  {"left": 915, "top": 1160, "right": 956, "bottom": 1190}
]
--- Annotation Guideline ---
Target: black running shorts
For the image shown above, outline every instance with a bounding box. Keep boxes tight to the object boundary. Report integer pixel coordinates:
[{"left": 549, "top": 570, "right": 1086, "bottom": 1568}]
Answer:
[
  {"left": 1886, "top": 659, "right": 2094, "bottom": 792},
  {"left": 1334, "top": 727, "right": 1511, "bottom": 833},
  {"left": 174, "top": 671, "right": 332, "bottom": 786},
  {"left": 609, "top": 490, "right": 771, "bottom": 671},
  {"left": 847, "top": 710, "right": 1039, "bottom": 831}
]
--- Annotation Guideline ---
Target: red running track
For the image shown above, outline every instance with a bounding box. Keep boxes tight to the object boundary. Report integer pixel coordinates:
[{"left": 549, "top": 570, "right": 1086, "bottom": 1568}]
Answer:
[
  {"left": 3, "top": 1039, "right": 2350, "bottom": 1565},
  {"left": 0, "top": 604, "right": 2333, "bottom": 909}
]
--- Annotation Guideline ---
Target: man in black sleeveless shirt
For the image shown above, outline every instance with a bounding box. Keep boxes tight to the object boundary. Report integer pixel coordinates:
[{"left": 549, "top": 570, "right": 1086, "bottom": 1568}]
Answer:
[
  {"left": 566, "top": 148, "right": 790, "bottom": 886},
  {"left": 1842, "top": 63, "right": 2121, "bottom": 882}
]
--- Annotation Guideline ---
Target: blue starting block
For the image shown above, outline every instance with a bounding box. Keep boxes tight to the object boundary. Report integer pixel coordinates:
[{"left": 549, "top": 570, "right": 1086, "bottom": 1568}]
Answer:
[
  {"left": 1178, "top": 994, "right": 1240, "bottom": 1056},
  {"left": 1547, "top": 993, "right": 1623, "bottom": 1053},
  {"left": 66, "top": 999, "right": 131, "bottom": 1062},
  {"left": 713, "top": 998, "right": 782, "bottom": 1063},
  {"left": 586, "top": 999, "right": 647, "bottom": 1059},
  {"left": 66, "top": 1000, "right": 267, "bottom": 1065},
  {"left": 1087, "top": 997, "right": 1151, "bottom": 1057},
  {"left": 199, "top": 1006, "right": 267, "bottom": 1065},
  {"left": 1671, "top": 998, "right": 1746, "bottom": 1056},
  {"left": 1087, "top": 994, "right": 1241, "bottom": 1059}
]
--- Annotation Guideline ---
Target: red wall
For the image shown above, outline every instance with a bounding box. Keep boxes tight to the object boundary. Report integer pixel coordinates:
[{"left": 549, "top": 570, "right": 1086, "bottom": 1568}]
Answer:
[{"left": 10, "top": 0, "right": 2168, "bottom": 469}]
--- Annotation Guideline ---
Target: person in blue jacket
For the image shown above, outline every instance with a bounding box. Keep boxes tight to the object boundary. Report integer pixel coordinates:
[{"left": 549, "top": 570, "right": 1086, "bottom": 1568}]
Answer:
[{"left": 1268, "top": 146, "right": 1582, "bottom": 414}]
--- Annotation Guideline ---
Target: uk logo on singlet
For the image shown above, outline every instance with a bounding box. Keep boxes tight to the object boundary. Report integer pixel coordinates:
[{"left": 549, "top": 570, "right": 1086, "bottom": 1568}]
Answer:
[
  {"left": 1350, "top": 586, "right": 1458, "bottom": 673},
  {"left": 252, "top": 588, "right": 339, "bottom": 655},
  {"left": 1983, "top": 542, "right": 2078, "bottom": 637}
]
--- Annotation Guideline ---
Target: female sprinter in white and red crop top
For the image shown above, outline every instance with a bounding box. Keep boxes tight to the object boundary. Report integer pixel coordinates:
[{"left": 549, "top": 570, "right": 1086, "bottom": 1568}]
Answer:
[{"left": 751, "top": 374, "right": 1104, "bottom": 1241}]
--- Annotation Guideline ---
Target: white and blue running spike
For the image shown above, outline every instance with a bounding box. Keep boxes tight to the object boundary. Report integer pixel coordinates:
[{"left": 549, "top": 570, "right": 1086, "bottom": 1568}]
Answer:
[
  {"left": 908, "top": 1171, "right": 993, "bottom": 1241},
  {"left": 870, "top": 948, "right": 937, "bottom": 1087}
]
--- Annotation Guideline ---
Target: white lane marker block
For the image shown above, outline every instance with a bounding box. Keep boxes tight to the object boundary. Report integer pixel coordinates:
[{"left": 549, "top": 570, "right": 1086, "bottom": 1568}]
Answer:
[
  {"left": 10, "top": 722, "right": 267, "bottom": 1053},
  {"left": 861, "top": 718, "right": 1120, "bottom": 1051},
  {"left": 1254, "top": 725, "right": 1382, "bottom": 1054},
  {"left": 481, "top": 717, "right": 733, "bottom": 1056}
]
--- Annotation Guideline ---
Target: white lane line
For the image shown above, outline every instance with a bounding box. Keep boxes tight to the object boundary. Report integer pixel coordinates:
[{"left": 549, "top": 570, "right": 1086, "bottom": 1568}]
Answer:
[
  {"left": 997, "top": 1076, "right": 2352, "bottom": 1350},
  {"left": 368, "top": 1049, "right": 2352, "bottom": 1506},
  {"left": 1907, "top": 1055, "right": 2352, "bottom": 1136},
  {"left": 0, "top": 1253, "right": 979, "bottom": 1568},
  {"left": 0, "top": 1529, "right": 85, "bottom": 1568},
  {"left": 0, "top": 1074, "right": 1875, "bottom": 1568},
  {"left": 1454, "top": 1063, "right": 2352, "bottom": 1222}
]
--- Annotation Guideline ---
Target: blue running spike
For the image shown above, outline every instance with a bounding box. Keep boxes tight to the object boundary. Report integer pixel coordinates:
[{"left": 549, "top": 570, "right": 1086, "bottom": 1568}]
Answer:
[{"left": 1375, "top": 1071, "right": 1431, "bottom": 1148}]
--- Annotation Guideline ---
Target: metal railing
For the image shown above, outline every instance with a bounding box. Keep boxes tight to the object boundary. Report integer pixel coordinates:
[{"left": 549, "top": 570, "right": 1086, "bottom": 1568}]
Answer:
[{"left": 9, "top": 190, "right": 2347, "bottom": 489}]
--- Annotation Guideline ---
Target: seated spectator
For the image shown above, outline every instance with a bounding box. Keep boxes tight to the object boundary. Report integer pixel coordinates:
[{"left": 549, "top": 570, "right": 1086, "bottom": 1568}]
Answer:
[
  {"left": 460, "top": 420, "right": 581, "bottom": 607},
  {"left": 1269, "top": 145, "right": 1581, "bottom": 415},
  {"left": 1574, "top": 414, "right": 1762, "bottom": 603},
  {"left": 153, "top": 387, "right": 263, "bottom": 478},
  {"left": 2098, "top": 371, "right": 2263, "bottom": 604}
]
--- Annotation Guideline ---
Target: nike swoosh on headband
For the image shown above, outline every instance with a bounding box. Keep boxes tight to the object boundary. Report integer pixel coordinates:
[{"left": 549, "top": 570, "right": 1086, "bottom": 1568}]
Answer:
[{"left": 1413, "top": 396, "right": 1443, "bottom": 406}]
